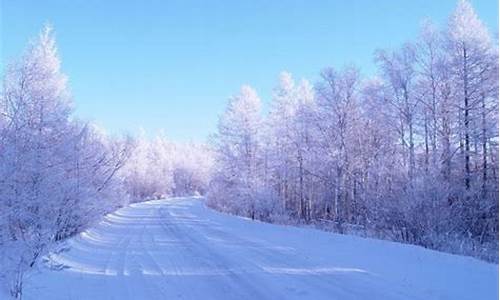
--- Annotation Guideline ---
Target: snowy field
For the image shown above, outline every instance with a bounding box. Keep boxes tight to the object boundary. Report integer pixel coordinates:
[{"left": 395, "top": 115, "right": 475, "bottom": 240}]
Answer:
[{"left": 23, "top": 197, "right": 498, "bottom": 300}]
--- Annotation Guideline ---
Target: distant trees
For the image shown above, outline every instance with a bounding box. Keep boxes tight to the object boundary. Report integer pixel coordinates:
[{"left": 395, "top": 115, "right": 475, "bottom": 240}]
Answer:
[
  {"left": 171, "top": 142, "right": 213, "bottom": 196},
  {"left": 0, "top": 26, "right": 134, "bottom": 298},
  {"left": 121, "top": 133, "right": 175, "bottom": 200},
  {"left": 121, "top": 133, "right": 213, "bottom": 202},
  {"left": 207, "top": 0, "right": 498, "bottom": 261}
]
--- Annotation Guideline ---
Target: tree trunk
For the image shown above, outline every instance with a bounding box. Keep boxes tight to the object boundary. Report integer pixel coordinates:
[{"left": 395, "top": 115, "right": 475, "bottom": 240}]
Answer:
[
  {"left": 463, "top": 47, "right": 471, "bottom": 191},
  {"left": 481, "top": 94, "right": 488, "bottom": 198}
]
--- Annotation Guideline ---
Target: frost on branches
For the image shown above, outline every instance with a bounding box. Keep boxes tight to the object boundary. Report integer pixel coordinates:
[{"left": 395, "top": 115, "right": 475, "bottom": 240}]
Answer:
[
  {"left": 207, "top": 0, "right": 498, "bottom": 262},
  {"left": 120, "top": 132, "right": 213, "bottom": 201},
  {"left": 0, "top": 26, "right": 133, "bottom": 298}
]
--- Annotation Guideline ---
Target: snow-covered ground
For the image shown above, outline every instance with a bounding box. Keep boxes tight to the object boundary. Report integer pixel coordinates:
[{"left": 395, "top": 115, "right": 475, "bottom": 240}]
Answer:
[{"left": 24, "top": 197, "right": 497, "bottom": 300}]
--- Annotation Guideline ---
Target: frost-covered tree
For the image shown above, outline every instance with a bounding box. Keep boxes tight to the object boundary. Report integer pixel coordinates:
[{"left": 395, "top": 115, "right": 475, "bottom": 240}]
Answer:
[
  {"left": 120, "top": 133, "right": 212, "bottom": 201},
  {"left": 266, "top": 72, "right": 297, "bottom": 212},
  {"left": 266, "top": 73, "right": 318, "bottom": 221},
  {"left": 445, "top": 0, "right": 498, "bottom": 242},
  {"left": 314, "top": 66, "right": 363, "bottom": 224},
  {"left": 208, "top": 85, "right": 272, "bottom": 219},
  {"left": 290, "top": 79, "right": 317, "bottom": 221},
  {"left": 375, "top": 44, "right": 420, "bottom": 189},
  {"left": 0, "top": 26, "right": 133, "bottom": 298},
  {"left": 171, "top": 142, "right": 213, "bottom": 197}
]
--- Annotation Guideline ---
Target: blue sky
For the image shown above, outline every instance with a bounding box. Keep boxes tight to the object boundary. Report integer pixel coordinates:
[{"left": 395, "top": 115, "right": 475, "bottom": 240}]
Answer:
[{"left": 1, "top": 0, "right": 498, "bottom": 142}]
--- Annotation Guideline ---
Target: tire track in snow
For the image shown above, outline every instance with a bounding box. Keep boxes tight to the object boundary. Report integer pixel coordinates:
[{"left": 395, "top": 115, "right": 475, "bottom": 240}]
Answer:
[
  {"left": 158, "top": 205, "right": 273, "bottom": 300},
  {"left": 165, "top": 199, "right": 423, "bottom": 300},
  {"left": 135, "top": 205, "right": 172, "bottom": 298}
]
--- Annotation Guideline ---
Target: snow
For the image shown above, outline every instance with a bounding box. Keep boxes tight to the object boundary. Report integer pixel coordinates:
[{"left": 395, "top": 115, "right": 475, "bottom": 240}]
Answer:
[{"left": 22, "top": 197, "right": 498, "bottom": 300}]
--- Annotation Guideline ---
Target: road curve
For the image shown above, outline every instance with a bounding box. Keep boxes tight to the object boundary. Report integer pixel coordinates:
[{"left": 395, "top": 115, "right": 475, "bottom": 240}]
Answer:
[{"left": 27, "top": 197, "right": 497, "bottom": 300}]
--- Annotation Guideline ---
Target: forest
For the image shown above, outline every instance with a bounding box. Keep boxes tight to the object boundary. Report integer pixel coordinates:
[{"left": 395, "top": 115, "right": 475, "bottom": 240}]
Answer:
[
  {"left": 0, "top": 0, "right": 498, "bottom": 298},
  {"left": 207, "top": 0, "right": 499, "bottom": 262}
]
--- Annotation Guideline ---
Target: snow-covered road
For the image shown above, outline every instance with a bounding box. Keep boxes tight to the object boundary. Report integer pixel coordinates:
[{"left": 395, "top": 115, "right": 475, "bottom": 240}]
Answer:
[{"left": 26, "top": 197, "right": 497, "bottom": 300}]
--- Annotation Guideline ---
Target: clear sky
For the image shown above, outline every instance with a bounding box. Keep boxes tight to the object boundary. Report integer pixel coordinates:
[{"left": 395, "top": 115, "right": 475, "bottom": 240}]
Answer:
[{"left": 1, "top": 0, "right": 498, "bottom": 142}]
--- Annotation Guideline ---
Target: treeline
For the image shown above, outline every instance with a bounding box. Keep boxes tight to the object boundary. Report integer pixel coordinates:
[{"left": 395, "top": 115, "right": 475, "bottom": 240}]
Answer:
[
  {"left": 121, "top": 133, "right": 212, "bottom": 201},
  {"left": 207, "top": 0, "right": 499, "bottom": 261}
]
